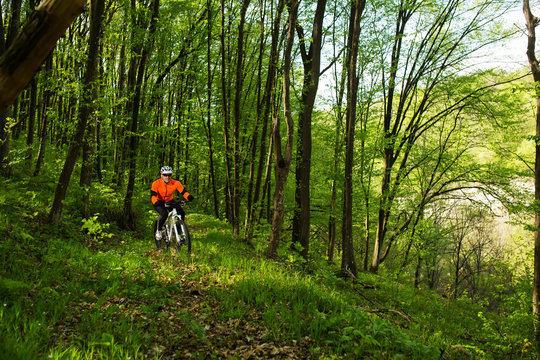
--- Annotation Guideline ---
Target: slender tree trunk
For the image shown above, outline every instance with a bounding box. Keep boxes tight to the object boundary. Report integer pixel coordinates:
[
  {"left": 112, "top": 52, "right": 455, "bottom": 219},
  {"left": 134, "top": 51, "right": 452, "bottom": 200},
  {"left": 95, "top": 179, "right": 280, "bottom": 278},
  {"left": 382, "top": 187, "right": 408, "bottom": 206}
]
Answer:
[
  {"left": 453, "top": 233, "right": 463, "bottom": 299},
  {"left": 220, "top": 0, "right": 234, "bottom": 225},
  {"left": 327, "top": 4, "right": 346, "bottom": 263},
  {"left": 33, "top": 55, "right": 53, "bottom": 176},
  {"left": 0, "top": 0, "right": 22, "bottom": 177},
  {"left": 0, "top": 7, "right": 5, "bottom": 176},
  {"left": 112, "top": 32, "right": 127, "bottom": 187},
  {"left": 80, "top": 47, "right": 103, "bottom": 215},
  {"left": 291, "top": 0, "right": 327, "bottom": 260},
  {"left": 122, "top": 0, "right": 161, "bottom": 228},
  {"left": 267, "top": 0, "right": 297, "bottom": 258},
  {"left": 95, "top": 115, "right": 102, "bottom": 183},
  {"left": 523, "top": 0, "right": 540, "bottom": 352},
  {"left": 340, "top": 0, "right": 365, "bottom": 278},
  {"left": 260, "top": 131, "right": 274, "bottom": 223},
  {"left": 184, "top": 112, "right": 190, "bottom": 185},
  {"left": 371, "top": 5, "right": 408, "bottom": 273},
  {"left": 244, "top": 2, "right": 266, "bottom": 238},
  {"left": 206, "top": 0, "right": 219, "bottom": 218},
  {"left": 327, "top": 180, "right": 336, "bottom": 262},
  {"left": 359, "top": 97, "right": 376, "bottom": 271},
  {"left": 414, "top": 256, "right": 422, "bottom": 288},
  {"left": 247, "top": 0, "right": 284, "bottom": 241},
  {"left": 26, "top": 78, "right": 37, "bottom": 162},
  {"left": 230, "top": 0, "right": 251, "bottom": 237},
  {"left": 6, "top": 0, "right": 22, "bottom": 45},
  {"left": 48, "top": 0, "right": 106, "bottom": 224},
  {"left": 80, "top": 121, "right": 96, "bottom": 217},
  {"left": 0, "top": 109, "right": 11, "bottom": 177}
]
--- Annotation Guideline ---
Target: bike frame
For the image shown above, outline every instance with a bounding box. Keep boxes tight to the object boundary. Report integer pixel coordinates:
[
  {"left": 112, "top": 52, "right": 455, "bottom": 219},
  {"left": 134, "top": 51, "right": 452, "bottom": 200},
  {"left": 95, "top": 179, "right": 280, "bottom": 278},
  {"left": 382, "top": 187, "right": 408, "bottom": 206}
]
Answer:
[
  {"left": 156, "top": 201, "right": 191, "bottom": 254},
  {"left": 165, "top": 208, "right": 182, "bottom": 243}
]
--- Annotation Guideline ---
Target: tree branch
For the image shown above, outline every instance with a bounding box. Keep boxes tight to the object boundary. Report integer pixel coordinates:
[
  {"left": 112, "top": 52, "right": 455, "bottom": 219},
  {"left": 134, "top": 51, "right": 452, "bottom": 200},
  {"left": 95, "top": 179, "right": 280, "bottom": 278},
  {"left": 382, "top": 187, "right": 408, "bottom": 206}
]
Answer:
[{"left": 0, "top": 0, "right": 86, "bottom": 113}]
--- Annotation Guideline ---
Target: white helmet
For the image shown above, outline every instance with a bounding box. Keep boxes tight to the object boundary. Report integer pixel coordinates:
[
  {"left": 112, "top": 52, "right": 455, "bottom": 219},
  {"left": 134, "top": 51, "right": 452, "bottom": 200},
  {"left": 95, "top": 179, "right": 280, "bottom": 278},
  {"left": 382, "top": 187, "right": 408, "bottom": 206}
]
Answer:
[{"left": 160, "top": 166, "right": 173, "bottom": 175}]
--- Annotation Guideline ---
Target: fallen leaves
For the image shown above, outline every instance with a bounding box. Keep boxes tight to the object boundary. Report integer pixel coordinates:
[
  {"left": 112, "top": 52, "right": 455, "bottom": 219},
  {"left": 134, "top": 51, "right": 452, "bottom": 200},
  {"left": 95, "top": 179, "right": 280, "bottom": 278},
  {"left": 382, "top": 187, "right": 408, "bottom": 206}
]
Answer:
[{"left": 50, "top": 250, "right": 312, "bottom": 359}]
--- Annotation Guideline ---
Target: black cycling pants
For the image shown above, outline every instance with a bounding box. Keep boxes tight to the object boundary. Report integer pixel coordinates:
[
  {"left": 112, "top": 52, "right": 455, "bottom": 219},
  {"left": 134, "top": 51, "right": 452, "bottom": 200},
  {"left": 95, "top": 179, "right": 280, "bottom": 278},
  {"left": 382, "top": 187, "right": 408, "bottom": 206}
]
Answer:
[{"left": 153, "top": 201, "right": 185, "bottom": 231}]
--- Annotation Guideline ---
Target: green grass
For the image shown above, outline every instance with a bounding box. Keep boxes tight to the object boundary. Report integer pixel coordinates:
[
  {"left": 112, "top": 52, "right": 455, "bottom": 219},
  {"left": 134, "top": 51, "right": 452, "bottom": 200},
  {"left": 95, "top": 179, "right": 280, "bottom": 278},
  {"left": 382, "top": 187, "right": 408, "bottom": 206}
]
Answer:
[{"left": 0, "top": 167, "right": 535, "bottom": 359}]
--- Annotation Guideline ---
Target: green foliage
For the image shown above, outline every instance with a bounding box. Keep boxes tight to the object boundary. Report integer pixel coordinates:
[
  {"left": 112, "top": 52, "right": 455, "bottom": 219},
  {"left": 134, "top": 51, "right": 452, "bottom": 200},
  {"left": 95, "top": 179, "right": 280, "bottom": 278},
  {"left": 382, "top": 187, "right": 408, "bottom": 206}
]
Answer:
[
  {"left": 1, "top": 139, "right": 538, "bottom": 360},
  {"left": 81, "top": 214, "right": 114, "bottom": 242}
]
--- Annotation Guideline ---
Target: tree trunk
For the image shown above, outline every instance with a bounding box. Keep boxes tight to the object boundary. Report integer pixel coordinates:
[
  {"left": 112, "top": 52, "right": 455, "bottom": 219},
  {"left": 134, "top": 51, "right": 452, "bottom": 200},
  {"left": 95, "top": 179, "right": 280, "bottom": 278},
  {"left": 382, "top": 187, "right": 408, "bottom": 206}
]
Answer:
[
  {"left": 206, "top": 0, "right": 219, "bottom": 218},
  {"left": 33, "top": 54, "right": 53, "bottom": 176},
  {"left": 122, "top": 0, "right": 161, "bottom": 229},
  {"left": 327, "top": 5, "right": 346, "bottom": 263},
  {"left": 291, "top": 0, "right": 327, "bottom": 260},
  {"left": 414, "top": 255, "right": 422, "bottom": 289},
  {"left": 340, "top": 0, "right": 365, "bottom": 278},
  {"left": 80, "top": 121, "right": 96, "bottom": 217},
  {"left": 48, "top": 0, "right": 106, "bottom": 224},
  {"left": 0, "top": 108, "right": 12, "bottom": 177},
  {"left": 0, "top": 0, "right": 86, "bottom": 114},
  {"left": 0, "top": 0, "right": 23, "bottom": 177},
  {"left": 112, "top": 27, "right": 127, "bottom": 187},
  {"left": 244, "top": 1, "right": 266, "bottom": 239},
  {"left": 246, "top": 0, "right": 284, "bottom": 241},
  {"left": 230, "top": 0, "right": 251, "bottom": 237},
  {"left": 220, "top": 0, "right": 234, "bottom": 226},
  {"left": 25, "top": 78, "right": 37, "bottom": 162},
  {"left": 267, "top": 0, "right": 296, "bottom": 258},
  {"left": 370, "top": 3, "right": 408, "bottom": 272},
  {"left": 327, "top": 178, "right": 337, "bottom": 263},
  {"left": 523, "top": 0, "right": 540, "bottom": 352}
]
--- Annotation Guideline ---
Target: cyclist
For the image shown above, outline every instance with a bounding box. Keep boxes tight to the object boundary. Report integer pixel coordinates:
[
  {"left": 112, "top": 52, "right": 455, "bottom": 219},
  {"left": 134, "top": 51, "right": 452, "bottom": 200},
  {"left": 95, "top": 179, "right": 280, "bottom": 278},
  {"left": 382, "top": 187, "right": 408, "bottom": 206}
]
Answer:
[{"left": 151, "top": 166, "right": 194, "bottom": 242}]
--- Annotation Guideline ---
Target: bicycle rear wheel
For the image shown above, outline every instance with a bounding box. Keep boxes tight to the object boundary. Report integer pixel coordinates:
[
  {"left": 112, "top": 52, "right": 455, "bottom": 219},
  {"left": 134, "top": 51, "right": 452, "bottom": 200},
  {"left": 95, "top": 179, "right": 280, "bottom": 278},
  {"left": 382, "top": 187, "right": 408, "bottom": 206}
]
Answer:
[{"left": 174, "top": 219, "right": 191, "bottom": 254}]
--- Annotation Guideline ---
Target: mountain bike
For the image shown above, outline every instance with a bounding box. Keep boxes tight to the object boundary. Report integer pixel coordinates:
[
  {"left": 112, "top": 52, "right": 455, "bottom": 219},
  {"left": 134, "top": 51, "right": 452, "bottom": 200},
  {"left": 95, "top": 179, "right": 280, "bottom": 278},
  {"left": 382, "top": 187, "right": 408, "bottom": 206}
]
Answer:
[{"left": 154, "top": 200, "right": 191, "bottom": 254}]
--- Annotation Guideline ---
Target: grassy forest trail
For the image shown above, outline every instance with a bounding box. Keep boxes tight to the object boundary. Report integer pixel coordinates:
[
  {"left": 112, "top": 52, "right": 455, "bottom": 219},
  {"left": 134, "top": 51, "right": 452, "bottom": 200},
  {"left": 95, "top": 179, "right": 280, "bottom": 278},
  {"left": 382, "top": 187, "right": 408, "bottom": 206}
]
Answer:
[
  {"left": 53, "top": 246, "right": 311, "bottom": 359},
  {"left": 0, "top": 172, "right": 535, "bottom": 359}
]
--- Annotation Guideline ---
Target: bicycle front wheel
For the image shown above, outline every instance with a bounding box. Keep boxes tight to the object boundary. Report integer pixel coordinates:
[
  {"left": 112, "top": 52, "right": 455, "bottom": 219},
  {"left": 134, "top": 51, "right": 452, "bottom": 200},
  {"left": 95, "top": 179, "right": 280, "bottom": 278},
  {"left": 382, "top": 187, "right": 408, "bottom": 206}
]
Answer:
[{"left": 174, "top": 219, "right": 191, "bottom": 254}]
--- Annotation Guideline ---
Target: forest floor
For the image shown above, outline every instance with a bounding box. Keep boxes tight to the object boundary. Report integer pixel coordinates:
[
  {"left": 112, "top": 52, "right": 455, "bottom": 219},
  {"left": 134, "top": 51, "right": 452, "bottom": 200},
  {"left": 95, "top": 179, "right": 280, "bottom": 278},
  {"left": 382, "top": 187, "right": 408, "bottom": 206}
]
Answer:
[
  {"left": 53, "top": 247, "right": 313, "bottom": 359},
  {"left": 0, "top": 173, "right": 535, "bottom": 359}
]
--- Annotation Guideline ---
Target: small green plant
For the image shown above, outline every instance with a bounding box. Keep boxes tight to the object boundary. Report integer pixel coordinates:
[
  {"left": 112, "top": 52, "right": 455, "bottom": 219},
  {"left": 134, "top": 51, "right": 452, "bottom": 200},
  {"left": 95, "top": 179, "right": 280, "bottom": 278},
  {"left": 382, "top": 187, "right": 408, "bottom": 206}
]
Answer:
[{"left": 81, "top": 213, "right": 114, "bottom": 243}]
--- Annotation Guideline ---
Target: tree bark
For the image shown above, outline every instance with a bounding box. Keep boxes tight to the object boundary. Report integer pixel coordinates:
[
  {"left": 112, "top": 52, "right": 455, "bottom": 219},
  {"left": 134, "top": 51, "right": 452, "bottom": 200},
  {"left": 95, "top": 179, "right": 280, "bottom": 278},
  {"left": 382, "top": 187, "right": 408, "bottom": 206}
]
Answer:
[
  {"left": 80, "top": 120, "right": 96, "bottom": 217},
  {"left": 206, "top": 0, "right": 219, "bottom": 218},
  {"left": 0, "top": 0, "right": 86, "bottom": 114},
  {"left": 327, "top": 4, "right": 347, "bottom": 263},
  {"left": 33, "top": 54, "right": 53, "bottom": 177},
  {"left": 371, "top": 3, "right": 407, "bottom": 272},
  {"left": 122, "top": 0, "right": 161, "bottom": 229},
  {"left": 0, "top": 0, "right": 23, "bottom": 177},
  {"left": 231, "top": 0, "right": 251, "bottom": 237},
  {"left": 26, "top": 78, "right": 37, "bottom": 161},
  {"left": 244, "top": 0, "right": 267, "bottom": 239},
  {"left": 267, "top": 0, "right": 296, "bottom": 258},
  {"left": 246, "top": 0, "right": 284, "bottom": 241},
  {"left": 291, "top": 0, "right": 327, "bottom": 260},
  {"left": 523, "top": 0, "right": 540, "bottom": 353},
  {"left": 341, "top": 0, "right": 365, "bottom": 277},
  {"left": 112, "top": 18, "right": 127, "bottom": 187},
  {"left": 220, "top": 0, "right": 233, "bottom": 225},
  {"left": 48, "top": 0, "right": 105, "bottom": 224}
]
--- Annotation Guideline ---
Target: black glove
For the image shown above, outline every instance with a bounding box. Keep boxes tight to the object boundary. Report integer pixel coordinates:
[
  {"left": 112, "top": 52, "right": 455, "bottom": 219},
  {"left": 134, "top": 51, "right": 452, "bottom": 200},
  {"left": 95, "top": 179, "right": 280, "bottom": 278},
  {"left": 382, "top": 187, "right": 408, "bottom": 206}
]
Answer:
[{"left": 187, "top": 194, "right": 194, "bottom": 202}]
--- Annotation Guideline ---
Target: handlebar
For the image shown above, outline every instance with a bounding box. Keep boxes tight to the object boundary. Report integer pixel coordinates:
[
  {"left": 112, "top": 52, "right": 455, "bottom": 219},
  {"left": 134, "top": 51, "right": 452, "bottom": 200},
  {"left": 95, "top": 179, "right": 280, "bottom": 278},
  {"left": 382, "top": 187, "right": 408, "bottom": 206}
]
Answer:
[{"left": 164, "top": 200, "right": 187, "bottom": 208}]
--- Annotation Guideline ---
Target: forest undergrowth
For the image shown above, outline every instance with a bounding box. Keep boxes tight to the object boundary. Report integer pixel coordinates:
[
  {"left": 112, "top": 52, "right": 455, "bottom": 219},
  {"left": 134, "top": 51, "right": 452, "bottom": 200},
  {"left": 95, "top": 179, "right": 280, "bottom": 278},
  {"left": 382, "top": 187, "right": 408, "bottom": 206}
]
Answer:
[{"left": 0, "top": 164, "right": 535, "bottom": 359}]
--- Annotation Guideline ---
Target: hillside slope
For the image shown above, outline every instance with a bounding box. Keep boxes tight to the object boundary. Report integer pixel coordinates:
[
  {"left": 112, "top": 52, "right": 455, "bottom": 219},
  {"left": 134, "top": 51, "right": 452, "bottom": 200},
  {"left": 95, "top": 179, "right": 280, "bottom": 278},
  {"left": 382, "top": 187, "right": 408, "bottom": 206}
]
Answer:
[{"left": 0, "top": 175, "right": 534, "bottom": 359}]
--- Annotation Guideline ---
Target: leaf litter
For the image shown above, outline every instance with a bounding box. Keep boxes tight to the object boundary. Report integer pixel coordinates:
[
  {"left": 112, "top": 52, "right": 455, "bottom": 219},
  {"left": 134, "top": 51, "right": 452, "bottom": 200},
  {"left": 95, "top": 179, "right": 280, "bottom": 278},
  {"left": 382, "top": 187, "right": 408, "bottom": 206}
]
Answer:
[{"left": 52, "top": 249, "right": 313, "bottom": 359}]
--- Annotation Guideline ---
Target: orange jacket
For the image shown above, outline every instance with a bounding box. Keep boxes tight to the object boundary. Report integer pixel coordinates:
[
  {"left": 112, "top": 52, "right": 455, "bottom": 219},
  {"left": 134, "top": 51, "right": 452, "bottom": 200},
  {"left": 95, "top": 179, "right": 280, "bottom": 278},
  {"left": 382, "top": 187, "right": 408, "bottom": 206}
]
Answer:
[{"left": 150, "top": 178, "right": 191, "bottom": 205}]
